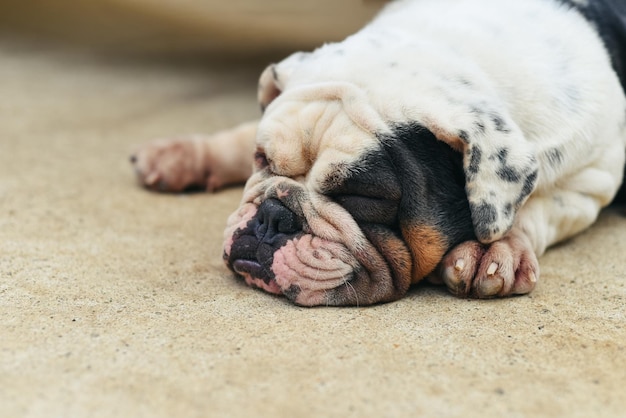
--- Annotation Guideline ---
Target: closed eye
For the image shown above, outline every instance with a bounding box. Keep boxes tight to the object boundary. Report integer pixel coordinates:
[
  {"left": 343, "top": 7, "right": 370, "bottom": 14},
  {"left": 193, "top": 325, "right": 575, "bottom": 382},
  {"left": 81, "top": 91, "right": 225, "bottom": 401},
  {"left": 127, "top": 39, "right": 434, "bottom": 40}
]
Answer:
[
  {"left": 332, "top": 194, "right": 398, "bottom": 225},
  {"left": 254, "top": 149, "right": 270, "bottom": 170}
]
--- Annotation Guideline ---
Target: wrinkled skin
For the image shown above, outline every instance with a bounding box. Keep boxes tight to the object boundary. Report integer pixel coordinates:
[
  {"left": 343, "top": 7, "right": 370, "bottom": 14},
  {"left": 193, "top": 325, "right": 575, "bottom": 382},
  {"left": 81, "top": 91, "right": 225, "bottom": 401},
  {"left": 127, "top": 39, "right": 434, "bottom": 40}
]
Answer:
[{"left": 131, "top": 0, "right": 626, "bottom": 306}]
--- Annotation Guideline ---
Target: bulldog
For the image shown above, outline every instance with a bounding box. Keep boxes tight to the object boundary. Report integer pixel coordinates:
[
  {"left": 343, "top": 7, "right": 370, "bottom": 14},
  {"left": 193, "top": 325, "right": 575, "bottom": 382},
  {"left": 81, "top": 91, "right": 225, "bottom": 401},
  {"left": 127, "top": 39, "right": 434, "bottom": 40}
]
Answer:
[{"left": 131, "top": 0, "right": 626, "bottom": 306}]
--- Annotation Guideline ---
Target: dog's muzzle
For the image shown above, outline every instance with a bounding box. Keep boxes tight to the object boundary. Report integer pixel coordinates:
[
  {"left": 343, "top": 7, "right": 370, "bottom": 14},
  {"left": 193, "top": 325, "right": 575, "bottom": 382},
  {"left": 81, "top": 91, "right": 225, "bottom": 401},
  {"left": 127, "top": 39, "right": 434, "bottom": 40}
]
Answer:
[{"left": 227, "top": 198, "right": 303, "bottom": 294}]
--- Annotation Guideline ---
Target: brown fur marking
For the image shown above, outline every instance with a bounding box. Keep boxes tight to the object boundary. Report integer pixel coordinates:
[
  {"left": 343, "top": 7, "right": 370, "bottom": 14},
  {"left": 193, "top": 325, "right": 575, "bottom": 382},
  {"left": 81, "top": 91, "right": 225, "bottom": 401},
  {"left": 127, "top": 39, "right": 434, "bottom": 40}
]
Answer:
[{"left": 402, "top": 223, "right": 447, "bottom": 283}]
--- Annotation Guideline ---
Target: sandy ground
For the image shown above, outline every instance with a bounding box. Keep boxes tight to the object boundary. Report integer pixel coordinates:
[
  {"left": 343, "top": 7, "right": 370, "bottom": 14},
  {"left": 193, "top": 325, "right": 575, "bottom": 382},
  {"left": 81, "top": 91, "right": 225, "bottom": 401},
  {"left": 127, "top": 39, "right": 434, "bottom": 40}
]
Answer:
[{"left": 1, "top": 39, "right": 625, "bottom": 417}]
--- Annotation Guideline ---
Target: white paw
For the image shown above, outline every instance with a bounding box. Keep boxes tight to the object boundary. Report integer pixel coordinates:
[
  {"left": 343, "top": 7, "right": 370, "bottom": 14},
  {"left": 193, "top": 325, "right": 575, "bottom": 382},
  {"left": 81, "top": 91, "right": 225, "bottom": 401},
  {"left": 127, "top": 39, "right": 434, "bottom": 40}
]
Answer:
[{"left": 130, "top": 137, "right": 209, "bottom": 193}]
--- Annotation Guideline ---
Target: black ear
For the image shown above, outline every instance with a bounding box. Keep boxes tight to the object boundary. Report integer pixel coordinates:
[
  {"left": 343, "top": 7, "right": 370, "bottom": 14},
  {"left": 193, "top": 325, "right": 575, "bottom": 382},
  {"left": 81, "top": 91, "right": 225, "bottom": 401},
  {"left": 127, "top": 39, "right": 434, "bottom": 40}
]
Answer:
[
  {"left": 381, "top": 124, "right": 476, "bottom": 282},
  {"left": 422, "top": 113, "right": 538, "bottom": 244}
]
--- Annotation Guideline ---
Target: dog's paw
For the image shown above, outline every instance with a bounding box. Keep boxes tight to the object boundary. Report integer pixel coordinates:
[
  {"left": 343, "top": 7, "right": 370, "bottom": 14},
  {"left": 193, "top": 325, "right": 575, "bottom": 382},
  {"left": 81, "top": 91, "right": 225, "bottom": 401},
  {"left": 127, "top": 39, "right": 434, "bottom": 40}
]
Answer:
[
  {"left": 130, "top": 136, "right": 214, "bottom": 193},
  {"left": 434, "top": 227, "right": 539, "bottom": 298},
  {"left": 131, "top": 124, "right": 257, "bottom": 193}
]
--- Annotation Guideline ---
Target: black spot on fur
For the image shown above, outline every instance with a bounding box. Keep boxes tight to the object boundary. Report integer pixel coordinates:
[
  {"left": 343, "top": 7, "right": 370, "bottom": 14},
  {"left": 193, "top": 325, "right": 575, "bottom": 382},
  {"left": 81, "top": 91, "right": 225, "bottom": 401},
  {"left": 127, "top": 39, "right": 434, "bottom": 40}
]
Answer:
[
  {"left": 493, "top": 148, "right": 523, "bottom": 182},
  {"left": 546, "top": 148, "right": 564, "bottom": 165},
  {"left": 467, "top": 145, "right": 482, "bottom": 177},
  {"left": 495, "top": 147, "right": 508, "bottom": 162},
  {"left": 271, "top": 65, "right": 279, "bottom": 82},
  {"left": 497, "top": 167, "right": 522, "bottom": 182},
  {"left": 470, "top": 105, "right": 485, "bottom": 116},
  {"left": 459, "top": 130, "right": 469, "bottom": 143},
  {"left": 490, "top": 112, "right": 511, "bottom": 133},
  {"left": 517, "top": 169, "right": 539, "bottom": 205},
  {"left": 471, "top": 201, "right": 498, "bottom": 240},
  {"left": 504, "top": 203, "right": 513, "bottom": 217}
]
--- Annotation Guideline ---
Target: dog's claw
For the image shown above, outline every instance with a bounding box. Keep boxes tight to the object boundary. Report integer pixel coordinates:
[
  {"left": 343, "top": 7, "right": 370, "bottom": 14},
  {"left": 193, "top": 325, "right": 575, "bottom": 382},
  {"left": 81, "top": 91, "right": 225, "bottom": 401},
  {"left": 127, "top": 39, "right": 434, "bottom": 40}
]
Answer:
[
  {"left": 454, "top": 259, "right": 465, "bottom": 271},
  {"left": 145, "top": 172, "right": 160, "bottom": 186},
  {"left": 476, "top": 275, "right": 504, "bottom": 298}
]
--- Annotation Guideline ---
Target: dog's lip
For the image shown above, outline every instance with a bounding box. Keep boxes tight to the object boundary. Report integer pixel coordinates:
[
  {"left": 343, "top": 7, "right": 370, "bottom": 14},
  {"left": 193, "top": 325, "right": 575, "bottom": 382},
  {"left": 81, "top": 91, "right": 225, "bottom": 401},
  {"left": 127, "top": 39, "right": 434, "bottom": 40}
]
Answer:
[
  {"left": 233, "top": 259, "right": 262, "bottom": 274},
  {"left": 232, "top": 259, "right": 276, "bottom": 285},
  {"left": 232, "top": 259, "right": 284, "bottom": 295}
]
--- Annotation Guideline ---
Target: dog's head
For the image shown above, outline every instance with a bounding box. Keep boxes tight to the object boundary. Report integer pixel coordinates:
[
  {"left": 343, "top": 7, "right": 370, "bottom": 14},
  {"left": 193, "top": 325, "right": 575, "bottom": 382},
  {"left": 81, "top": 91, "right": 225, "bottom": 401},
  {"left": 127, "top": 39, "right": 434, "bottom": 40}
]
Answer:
[{"left": 223, "top": 58, "right": 537, "bottom": 306}]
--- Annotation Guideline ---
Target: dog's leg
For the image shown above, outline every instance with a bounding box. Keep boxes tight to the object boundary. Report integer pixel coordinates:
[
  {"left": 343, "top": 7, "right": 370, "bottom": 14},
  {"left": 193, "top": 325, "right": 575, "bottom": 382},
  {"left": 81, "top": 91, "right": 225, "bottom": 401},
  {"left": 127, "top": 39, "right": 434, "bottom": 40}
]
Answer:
[
  {"left": 434, "top": 161, "right": 623, "bottom": 298},
  {"left": 130, "top": 121, "right": 258, "bottom": 192}
]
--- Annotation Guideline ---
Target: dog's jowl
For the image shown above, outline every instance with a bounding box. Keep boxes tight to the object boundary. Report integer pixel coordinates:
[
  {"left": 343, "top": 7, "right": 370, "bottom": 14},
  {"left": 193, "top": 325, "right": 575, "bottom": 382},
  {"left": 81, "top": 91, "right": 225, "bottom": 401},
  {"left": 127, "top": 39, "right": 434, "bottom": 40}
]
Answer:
[{"left": 132, "top": 0, "right": 626, "bottom": 306}]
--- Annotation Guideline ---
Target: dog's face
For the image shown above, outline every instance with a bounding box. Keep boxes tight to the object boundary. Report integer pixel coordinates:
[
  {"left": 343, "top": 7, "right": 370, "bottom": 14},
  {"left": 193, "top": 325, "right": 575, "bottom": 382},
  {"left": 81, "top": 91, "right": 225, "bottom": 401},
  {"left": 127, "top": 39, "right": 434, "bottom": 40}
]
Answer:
[
  {"left": 223, "top": 51, "right": 540, "bottom": 306},
  {"left": 222, "top": 70, "right": 479, "bottom": 306}
]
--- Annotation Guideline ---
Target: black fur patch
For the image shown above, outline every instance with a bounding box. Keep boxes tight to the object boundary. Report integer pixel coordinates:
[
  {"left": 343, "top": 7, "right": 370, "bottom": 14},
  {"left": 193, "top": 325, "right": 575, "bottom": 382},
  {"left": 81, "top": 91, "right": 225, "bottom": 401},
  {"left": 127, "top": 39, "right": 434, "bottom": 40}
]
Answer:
[
  {"left": 380, "top": 124, "right": 476, "bottom": 246},
  {"left": 489, "top": 112, "right": 511, "bottom": 133},
  {"left": 517, "top": 169, "right": 539, "bottom": 206},
  {"left": 323, "top": 150, "right": 401, "bottom": 226},
  {"left": 324, "top": 123, "right": 475, "bottom": 246},
  {"left": 467, "top": 145, "right": 482, "bottom": 179},
  {"left": 475, "top": 121, "right": 486, "bottom": 133},
  {"left": 493, "top": 148, "right": 522, "bottom": 183}
]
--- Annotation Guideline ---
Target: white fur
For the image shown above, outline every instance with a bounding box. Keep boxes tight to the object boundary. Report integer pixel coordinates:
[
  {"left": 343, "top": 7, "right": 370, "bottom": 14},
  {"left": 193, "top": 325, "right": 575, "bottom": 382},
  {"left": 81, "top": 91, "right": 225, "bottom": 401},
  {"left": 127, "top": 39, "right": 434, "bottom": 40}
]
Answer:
[{"left": 259, "top": 0, "right": 626, "bottom": 255}]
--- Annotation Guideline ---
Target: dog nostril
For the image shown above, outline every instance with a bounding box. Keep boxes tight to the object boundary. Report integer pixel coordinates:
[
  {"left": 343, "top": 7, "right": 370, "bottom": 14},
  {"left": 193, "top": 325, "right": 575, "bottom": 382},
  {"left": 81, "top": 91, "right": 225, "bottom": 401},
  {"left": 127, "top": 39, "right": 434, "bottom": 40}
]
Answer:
[{"left": 256, "top": 198, "right": 301, "bottom": 240}]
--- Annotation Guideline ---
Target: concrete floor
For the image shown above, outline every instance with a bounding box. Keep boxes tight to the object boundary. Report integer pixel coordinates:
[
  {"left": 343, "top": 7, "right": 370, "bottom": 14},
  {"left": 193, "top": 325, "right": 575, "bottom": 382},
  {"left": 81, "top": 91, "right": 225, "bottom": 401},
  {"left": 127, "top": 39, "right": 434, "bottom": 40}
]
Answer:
[{"left": 1, "top": 39, "right": 625, "bottom": 418}]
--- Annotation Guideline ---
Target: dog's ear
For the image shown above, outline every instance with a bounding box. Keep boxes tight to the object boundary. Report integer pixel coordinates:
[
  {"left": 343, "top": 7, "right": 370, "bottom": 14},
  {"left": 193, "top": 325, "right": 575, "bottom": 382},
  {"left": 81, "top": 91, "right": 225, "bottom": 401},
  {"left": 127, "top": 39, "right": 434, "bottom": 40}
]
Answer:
[
  {"left": 258, "top": 52, "right": 310, "bottom": 112},
  {"left": 422, "top": 113, "right": 538, "bottom": 244},
  {"left": 258, "top": 64, "right": 282, "bottom": 111}
]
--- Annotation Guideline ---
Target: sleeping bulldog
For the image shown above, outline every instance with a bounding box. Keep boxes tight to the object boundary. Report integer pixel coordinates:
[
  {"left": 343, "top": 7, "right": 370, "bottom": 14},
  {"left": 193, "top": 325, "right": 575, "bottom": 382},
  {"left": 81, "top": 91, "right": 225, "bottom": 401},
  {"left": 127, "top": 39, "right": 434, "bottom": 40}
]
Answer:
[{"left": 131, "top": 0, "right": 626, "bottom": 306}]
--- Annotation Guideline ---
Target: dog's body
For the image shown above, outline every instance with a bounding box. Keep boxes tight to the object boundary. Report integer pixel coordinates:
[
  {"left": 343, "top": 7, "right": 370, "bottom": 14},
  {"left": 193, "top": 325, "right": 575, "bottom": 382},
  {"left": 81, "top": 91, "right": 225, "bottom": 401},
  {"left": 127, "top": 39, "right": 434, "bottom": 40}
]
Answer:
[{"left": 132, "top": 0, "right": 626, "bottom": 306}]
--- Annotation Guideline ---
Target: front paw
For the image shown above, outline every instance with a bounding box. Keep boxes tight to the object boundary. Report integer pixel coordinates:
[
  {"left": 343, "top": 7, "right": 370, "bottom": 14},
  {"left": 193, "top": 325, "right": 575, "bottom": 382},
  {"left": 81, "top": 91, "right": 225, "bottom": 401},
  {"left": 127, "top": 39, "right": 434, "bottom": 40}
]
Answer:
[
  {"left": 434, "top": 227, "right": 539, "bottom": 298},
  {"left": 130, "top": 137, "right": 208, "bottom": 193}
]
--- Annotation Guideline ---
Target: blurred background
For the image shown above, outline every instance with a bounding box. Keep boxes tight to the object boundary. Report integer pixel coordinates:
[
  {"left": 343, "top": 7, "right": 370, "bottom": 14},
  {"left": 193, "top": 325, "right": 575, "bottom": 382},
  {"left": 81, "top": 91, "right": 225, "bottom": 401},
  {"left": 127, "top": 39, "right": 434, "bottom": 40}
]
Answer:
[{"left": 0, "top": 0, "right": 386, "bottom": 58}]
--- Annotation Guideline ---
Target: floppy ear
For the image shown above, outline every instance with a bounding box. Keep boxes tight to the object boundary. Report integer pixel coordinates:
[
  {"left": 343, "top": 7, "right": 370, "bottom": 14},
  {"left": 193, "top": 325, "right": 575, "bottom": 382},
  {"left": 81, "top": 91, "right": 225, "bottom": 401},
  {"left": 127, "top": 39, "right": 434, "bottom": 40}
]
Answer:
[
  {"left": 257, "top": 52, "right": 310, "bottom": 111},
  {"left": 257, "top": 64, "right": 282, "bottom": 111},
  {"left": 422, "top": 112, "right": 539, "bottom": 244}
]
